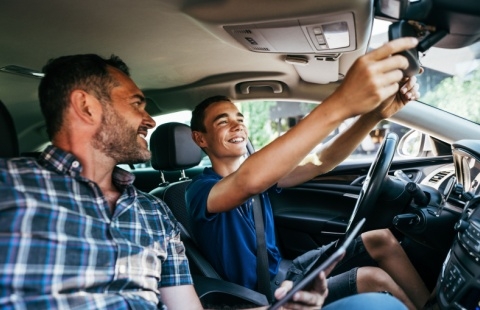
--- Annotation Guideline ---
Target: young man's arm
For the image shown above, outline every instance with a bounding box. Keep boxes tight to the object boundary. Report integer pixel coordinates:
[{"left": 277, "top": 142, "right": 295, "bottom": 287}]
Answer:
[
  {"left": 277, "top": 75, "right": 420, "bottom": 188},
  {"left": 207, "top": 37, "right": 418, "bottom": 214}
]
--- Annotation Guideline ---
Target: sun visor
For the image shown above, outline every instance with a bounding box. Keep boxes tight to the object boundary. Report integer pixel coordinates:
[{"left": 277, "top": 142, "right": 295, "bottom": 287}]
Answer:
[{"left": 224, "top": 12, "right": 356, "bottom": 54}]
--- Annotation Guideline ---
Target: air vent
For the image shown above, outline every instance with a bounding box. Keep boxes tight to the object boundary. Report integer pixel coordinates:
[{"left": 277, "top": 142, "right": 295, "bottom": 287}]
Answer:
[
  {"left": 234, "top": 29, "right": 252, "bottom": 34},
  {"left": 429, "top": 171, "right": 450, "bottom": 184}
]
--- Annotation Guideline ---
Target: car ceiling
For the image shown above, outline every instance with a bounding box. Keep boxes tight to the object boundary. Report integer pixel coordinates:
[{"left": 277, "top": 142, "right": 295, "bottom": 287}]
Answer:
[{"left": 1, "top": 0, "right": 479, "bottom": 153}]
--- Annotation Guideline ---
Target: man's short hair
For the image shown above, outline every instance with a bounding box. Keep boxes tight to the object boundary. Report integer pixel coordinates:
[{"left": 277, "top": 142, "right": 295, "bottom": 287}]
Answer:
[
  {"left": 38, "top": 54, "right": 129, "bottom": 139},
  {"left": 190, "top": 95, "right": 232, "bottom": 132}
]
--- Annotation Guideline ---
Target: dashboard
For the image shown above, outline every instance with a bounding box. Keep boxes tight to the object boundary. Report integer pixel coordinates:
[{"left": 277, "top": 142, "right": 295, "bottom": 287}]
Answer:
[
  {"left": 435, "top": 140, "right": 480, "bottom": 310},
  {"left": 453, "top": 142, "right": 480, "bottom": 198}
]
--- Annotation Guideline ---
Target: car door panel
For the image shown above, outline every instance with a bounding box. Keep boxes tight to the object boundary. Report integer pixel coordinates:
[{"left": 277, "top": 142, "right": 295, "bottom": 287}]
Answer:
[{"left": 270, "top": 156, "right": 453, "bottom": 259}]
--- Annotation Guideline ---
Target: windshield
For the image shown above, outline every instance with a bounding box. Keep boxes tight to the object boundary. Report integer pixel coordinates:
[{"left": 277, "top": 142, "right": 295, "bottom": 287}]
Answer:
[{"left": 371, "top": 19, "right": 480, "bottom": 125}]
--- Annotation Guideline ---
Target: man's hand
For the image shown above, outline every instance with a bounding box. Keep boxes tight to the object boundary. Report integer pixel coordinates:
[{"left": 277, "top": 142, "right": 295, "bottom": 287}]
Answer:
[{"left": 273, "top": 271, "right": 328, "bottom": 310}]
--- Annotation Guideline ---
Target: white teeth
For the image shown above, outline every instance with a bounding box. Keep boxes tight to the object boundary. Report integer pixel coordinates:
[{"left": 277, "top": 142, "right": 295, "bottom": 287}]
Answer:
[
  {"left": 139, "top": 133, "right": 146, "bottom": 139},
  {"left": 229, "top": 137, "right": 244, "bottom": 143}
]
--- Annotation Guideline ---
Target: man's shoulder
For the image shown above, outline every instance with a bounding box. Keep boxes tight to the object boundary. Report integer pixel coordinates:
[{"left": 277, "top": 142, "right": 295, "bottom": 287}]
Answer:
[
  {"left": 136, "top": 188, "right": 163, "bottom": 204},
  {"left": 0, "top": 156, "right": 41, "bottom": 170}
]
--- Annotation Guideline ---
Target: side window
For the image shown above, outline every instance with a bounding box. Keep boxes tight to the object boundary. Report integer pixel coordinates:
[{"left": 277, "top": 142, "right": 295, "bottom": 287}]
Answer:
[
  {"left": 235, "top": 100, "right": 415, "bottom": 162},
  {"left": 121, "top": 101, "right": 424, "bottom": 173}
]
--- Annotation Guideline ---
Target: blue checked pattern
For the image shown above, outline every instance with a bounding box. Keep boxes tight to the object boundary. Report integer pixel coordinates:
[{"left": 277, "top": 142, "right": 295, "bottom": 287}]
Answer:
[{"left": 0, "top": 145, "right": 192, "bottom": 309}]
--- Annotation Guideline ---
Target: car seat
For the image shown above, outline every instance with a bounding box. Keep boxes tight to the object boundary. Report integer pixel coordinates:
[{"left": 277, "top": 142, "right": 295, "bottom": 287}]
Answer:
[
  {"left": 0, "top": 100, "right": 19, "bottom": 157},
  {"left": 149, "top": 122, "right": 268, "bottom": 307}
]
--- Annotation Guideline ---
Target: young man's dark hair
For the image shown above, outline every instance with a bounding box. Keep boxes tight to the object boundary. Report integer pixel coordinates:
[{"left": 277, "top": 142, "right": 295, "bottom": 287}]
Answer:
[
  {"left": 190, "top": 95, "right": 232, "bottom": 132},
  {"left": 38, "top": 54, "right": 129, "bottom": 139}
]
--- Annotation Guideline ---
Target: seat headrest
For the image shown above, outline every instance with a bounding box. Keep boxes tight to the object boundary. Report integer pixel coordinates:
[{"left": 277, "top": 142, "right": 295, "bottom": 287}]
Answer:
[
  {"left": 0, "top": 100, "right": 19, "bottom": 157},
  {"left": 150, "top": 122, "right": 203, "bottom": 171}
]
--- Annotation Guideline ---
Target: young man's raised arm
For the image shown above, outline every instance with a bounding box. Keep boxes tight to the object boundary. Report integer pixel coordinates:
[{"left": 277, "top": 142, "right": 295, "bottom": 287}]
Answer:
[
  {"left": 277, "top": 74, "right": 420, "bottom": 188},
  {"left": 207, "top": 37, "right": 418, "bottom": 213}
]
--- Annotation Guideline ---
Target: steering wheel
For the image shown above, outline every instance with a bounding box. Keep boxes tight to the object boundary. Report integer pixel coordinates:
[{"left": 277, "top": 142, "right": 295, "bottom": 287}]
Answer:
[{"left": 345, "top": 132, "right": 399, "bottom": 235}]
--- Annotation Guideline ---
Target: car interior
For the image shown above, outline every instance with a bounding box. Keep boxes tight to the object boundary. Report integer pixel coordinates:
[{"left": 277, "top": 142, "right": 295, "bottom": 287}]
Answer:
[{"left": 1, "top": 0, "right": 480, "bottom": 309}]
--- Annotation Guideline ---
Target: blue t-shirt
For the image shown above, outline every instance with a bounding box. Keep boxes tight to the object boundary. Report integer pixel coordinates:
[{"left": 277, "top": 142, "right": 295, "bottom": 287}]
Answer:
[{"left": 185, "top": 167, "right": 282, "bottom": 290}]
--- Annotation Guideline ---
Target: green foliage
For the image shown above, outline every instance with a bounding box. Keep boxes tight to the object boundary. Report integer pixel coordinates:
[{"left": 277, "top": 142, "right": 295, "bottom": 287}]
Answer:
[
  {"left": 237, "top": 101, "right": 318, "bottom": 149},
  {"left": 236, "top": 101, "right": 276, "bottom": 149},
  {"left": 421, "top": 70, "right": 480, "bottom": 124}
]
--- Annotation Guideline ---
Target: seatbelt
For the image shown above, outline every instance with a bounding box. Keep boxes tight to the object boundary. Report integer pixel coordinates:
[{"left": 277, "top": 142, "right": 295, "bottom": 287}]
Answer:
[{"left": 252, "top": 194, "right": 272, "bottom": 301}]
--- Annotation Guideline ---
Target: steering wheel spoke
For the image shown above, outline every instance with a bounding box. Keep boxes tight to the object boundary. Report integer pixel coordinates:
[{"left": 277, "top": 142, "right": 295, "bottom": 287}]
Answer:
[{"left": 345, "top": 132, "right": 399, "bottom": 235}]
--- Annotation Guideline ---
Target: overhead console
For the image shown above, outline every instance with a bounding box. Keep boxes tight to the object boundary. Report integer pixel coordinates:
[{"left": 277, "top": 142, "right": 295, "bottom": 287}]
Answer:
[
  {"left": 224, "top": 12, "right": 356, "bottom": 54},
  {"left": 224, "top": 12, "right": 357, "bottom": 84}
]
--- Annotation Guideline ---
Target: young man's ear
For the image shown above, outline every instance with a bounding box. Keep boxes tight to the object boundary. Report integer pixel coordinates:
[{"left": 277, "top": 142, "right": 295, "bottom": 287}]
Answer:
[{"left": 192, "top": 131, "right": 207, "bottom": 148}]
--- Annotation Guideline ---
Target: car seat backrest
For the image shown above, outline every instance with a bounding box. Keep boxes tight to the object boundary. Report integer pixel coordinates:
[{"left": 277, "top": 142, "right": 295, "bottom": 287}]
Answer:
[
  {"left": 149, "top": 122, "right": 203, "bottom": 237},
  {"left": 149, "top": 122, "right": 222, "bottom": 279},
  {"left": 0, "top": 100, "right": 19, "bottom": 158}
]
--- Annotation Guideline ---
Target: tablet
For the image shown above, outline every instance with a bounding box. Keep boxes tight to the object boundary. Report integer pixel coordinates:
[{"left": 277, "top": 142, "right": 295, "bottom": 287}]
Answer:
[{"left": 268, "top": 218, "right": 366, "bottom": 310}]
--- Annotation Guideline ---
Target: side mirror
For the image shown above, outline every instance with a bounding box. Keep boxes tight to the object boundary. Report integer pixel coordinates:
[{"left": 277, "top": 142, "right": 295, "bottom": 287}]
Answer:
[{"left": 397, "top": 129, "right": 430, "bottom": 157}]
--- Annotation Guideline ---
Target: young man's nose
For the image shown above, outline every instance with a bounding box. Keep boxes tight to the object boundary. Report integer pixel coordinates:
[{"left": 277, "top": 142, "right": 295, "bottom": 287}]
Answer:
[{"left": 232, "top": 123, "right": 244, "bottom": 131}]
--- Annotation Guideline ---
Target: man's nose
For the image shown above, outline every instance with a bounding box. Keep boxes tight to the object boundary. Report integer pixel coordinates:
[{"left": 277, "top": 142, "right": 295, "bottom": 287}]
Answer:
[{"left": 143, "top": 112, "right": 156, "bottom": 129}]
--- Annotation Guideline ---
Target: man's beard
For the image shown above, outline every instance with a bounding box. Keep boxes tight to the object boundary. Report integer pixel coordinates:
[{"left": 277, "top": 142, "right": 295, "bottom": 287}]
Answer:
[{"left": 92, "top": 104, "right": 151, "bottom": 165}]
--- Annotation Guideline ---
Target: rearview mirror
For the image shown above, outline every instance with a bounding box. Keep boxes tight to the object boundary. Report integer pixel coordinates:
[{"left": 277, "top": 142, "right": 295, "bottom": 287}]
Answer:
[
  {"left": 376, "top": 0, "right": 409, "bottom": 19},
  {"left": 375, "top": 0, "right": 432, "bottom": 21}
]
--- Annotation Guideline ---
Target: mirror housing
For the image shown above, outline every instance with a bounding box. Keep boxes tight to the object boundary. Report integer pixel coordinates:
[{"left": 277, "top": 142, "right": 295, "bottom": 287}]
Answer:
[
  {"left": 375, "top": 0, "right": 432, "bottom": 21},
  {"left": 398, "top": 129, "right": 426, "bottom": 157}
]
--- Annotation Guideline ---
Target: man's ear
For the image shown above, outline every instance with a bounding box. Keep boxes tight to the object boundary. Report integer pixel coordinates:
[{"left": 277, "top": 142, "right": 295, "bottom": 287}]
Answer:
[
  {"left": 192, "top": 131, "right": 207, "bottom": 148},
  {"left": 69, "top": 90, "right": 101, "bottom": 124}
]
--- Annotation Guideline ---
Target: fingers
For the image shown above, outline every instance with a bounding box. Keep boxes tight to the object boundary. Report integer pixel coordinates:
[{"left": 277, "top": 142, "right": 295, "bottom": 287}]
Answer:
[
  {"left": 274, "top": 280, "right": 293, "bottom": 300},
  {"left": 274, "top": 272, "right": 329, "bottom": 310},
  {"left": 367, "top": 37, "right": 419, "bottom": 63},
  {"left": 326, "top": 37, "right": 420, "bottom": 119},
  {"left": 283, "top": 272, "right": 328, "bottom": 309},
  {"left": 311, "top": 271, "right": 328, "bottom": 294},
  {"left": 399, "top": 75, "right": 421, "bottom": 101},
  {"left": 362, "top": 37, "right": 419, "bottom": 88}
]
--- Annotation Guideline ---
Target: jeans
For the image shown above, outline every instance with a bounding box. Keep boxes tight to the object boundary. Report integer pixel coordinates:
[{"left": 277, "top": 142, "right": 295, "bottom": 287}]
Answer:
[{"left": 323, "top": 292, "right": 408, "bottom": 310}]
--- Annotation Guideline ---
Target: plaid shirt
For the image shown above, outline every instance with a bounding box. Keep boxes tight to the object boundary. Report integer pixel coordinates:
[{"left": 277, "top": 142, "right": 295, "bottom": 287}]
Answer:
[{"left": 0, "top": 145, "right": 192, "bottom": 310}]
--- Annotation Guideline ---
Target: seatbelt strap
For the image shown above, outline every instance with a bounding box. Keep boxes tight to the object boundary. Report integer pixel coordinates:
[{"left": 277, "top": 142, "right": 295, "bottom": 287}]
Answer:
[{"left": 252, "top": 194, "right": 272, "bottom": 301}]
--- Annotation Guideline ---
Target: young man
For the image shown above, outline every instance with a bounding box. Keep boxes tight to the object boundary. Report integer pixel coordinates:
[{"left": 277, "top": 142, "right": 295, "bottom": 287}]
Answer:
[
  {"left": 186, "top": 37, "right": 429, "bottom": 310},
  {"left": 0, "top": 54, "right": 345, "bottom": 310}
]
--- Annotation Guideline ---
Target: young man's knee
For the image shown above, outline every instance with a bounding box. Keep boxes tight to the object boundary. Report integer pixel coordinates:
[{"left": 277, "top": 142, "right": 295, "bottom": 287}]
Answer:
[
  {"left": 357, "top": 266, "right": 395, "bottom": 293},
  {"left": 361, "top": 229, "right": 399, "bottom": 256}
]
